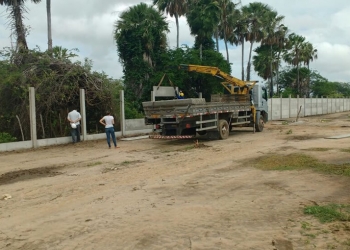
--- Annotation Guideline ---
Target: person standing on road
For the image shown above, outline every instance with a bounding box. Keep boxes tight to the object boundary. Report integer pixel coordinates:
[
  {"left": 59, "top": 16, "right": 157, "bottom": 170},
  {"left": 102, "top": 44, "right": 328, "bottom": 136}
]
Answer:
[
  {"left": 67, "top": 108, "right": 82, "bottom": 143},
  {"left": 99, "top": 111, "right": 119, "bottom": 149}
]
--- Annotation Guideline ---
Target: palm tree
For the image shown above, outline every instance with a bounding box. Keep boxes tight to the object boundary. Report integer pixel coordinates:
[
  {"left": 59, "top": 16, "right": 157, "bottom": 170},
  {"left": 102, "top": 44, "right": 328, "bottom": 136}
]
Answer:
[
  {"left": 115, "top": 3, "right": 169, "bottom": 100},
  {"left": 283, "top": 33, "right": 306, "bottom": 95},
  {"left": 300, "top": 42, "right": 318, "bottom": 96},
  {"left": 0, "top": 0, "right": 42, "bottom": 53},
  {"left": 153, "top": 0, "right": 187, "bottom": 48},
  {"left": 217, "top": 0, "right": 237, "bottom": 63},
  {"left": 253, "top": 44, "right": 280, "bottom": 94},
  {"left": 46, "top": 0, "right": 52, "bottom": 51},
  {"left": 186, "top": 0, "right": 220, "bottom": 60},
  {"left": 228, "top": 9, "right": 249, "bottom": 80},
  {"left": 242, "top": 2, "right": 272, "bottom": 81},
  {"left": 260, "top": 11, "right": 286, "bottom": 96}
]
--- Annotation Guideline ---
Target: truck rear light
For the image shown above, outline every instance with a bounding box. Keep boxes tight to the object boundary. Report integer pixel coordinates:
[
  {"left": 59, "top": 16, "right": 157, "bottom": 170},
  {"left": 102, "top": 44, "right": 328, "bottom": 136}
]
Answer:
[{"left": 186, "top": 124, "right": 191, "bottom": 128}]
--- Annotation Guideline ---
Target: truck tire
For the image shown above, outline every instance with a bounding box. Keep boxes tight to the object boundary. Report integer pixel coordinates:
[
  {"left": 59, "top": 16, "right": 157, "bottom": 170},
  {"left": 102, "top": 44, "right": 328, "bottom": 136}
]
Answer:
[
  {"left": 255, "top": 113, "right": 264, "bottom": 132},
  {"left": 219, "top": 119, "right": 229, "bottom": 140}
]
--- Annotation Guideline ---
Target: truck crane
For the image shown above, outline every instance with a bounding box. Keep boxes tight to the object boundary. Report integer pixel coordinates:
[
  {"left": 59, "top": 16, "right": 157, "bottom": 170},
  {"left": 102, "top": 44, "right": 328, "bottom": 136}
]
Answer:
[
  {"left": 142, "top": 64, "right": 268, "bottom": 140},
  {"left": 178, "top": 64, "right": 258, "bottom": 95}
]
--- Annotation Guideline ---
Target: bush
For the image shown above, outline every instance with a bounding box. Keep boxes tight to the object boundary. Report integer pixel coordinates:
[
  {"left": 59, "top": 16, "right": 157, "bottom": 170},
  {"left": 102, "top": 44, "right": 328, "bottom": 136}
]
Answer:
[{"left": 0, "top": 132, "right": 17, "bottom": 143}]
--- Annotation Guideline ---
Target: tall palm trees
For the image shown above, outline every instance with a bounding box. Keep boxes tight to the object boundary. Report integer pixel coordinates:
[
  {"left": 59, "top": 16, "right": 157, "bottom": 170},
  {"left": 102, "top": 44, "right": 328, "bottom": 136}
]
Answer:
[
  {"left": 283, "top": 33, "right": 306, "bottom": 95},
  {"left": 300, "top": 42, "right": 318, "bottom": 96},
  {"left": 115, "top": 3, "right": 169, "bottom": 99},
  {"left": 0, "top": 0, "right": 41, "bottom": 53},
  {"left": 217, "top": 0, "right": 237, "bottom": 63},
  {"left": 186, "top": 0, "right": 220, "bottom": 60},
  {"left": 153, "top": 0, "right": 187, "bottom": 49}
]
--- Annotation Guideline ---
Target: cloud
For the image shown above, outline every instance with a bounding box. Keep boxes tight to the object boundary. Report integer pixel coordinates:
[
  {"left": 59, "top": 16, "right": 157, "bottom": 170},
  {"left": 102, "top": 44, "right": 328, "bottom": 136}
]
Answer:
[{"left": 0, "top": 0, "right": 349, "bottom": 83}]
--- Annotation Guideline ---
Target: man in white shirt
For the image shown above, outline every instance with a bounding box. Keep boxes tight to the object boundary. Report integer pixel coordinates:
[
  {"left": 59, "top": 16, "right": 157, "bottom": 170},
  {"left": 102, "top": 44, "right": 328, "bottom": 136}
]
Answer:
[{"left": 67, "top": 108, "right": 82, "bottom": 143}]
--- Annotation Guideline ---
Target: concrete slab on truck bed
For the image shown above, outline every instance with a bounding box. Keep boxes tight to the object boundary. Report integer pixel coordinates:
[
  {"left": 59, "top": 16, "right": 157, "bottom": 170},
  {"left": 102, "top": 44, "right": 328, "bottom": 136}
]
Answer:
[{"left": 142, "top": 98, "right": 206, "bottom": 107}]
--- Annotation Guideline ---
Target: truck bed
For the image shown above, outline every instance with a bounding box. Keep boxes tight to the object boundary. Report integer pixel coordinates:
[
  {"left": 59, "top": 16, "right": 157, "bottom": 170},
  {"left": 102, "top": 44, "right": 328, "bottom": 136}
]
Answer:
[{"left": 142, "top": 96, "right": 251, "bottom": 118}]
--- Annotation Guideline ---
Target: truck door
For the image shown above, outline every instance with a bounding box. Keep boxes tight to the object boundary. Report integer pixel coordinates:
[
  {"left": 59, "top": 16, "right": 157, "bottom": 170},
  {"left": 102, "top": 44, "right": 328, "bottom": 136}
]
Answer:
[{"left": 253, "top": 84, "right": 268, "bottom": 114}]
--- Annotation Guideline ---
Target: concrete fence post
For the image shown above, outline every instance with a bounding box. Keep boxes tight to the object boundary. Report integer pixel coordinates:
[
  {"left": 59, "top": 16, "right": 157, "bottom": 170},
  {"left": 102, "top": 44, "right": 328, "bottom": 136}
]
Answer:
[
  {"left": 297, "top": 95, "right": 299, "bottom": 118},
  {"left": 29, "top": 87, "right": 38, "bottom": 148},
  {"left": 322, "top": 96, "right": 324, "bottom": 114},
  {"left": 280, "top": 94, "right": 282, "bottom": 119},
  {"left": 79, "top": 89, "right": 87, "bottom": 141},
  {"left": 288, "top": 94, "right": 291, "bottom": 119},
  {"left": 120, "top": 90, "right": 125, "bottom": 136},
  {"left": 269, "top": 98, "right": 272, "bottom": 121},
  {"left": 316, "top": 96, "right": 318, "bottom": 115},
  {"left": 304, "top": 96, "right": 306, "bottom": 117},
  {"left": 310, "top": 96, "right": 313, "bottom": 116}
]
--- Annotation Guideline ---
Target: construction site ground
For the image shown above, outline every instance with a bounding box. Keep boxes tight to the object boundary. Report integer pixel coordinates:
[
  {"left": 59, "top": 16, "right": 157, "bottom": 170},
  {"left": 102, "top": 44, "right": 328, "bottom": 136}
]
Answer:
[{"left": 1, "top": 112, "right": 350, "bottom": 250}]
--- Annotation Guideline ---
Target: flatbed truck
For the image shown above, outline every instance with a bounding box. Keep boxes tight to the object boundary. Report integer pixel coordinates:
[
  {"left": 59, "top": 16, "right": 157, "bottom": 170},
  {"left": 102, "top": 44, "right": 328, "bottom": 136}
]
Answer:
[{"left": 142, "top": 64, "right": 269, "bottom": 140}]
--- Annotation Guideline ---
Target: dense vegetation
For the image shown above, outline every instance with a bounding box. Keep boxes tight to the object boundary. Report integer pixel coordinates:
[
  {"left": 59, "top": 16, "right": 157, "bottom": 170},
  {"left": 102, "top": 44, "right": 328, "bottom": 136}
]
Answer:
[{"left": 0, "top": 0, "right": 349, "bottom": 142}]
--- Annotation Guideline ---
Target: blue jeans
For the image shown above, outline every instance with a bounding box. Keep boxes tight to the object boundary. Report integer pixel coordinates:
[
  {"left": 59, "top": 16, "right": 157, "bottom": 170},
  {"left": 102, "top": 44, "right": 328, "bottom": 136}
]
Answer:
[
  {"left": 71, "top": 124, "right": 81, "bottom": 143},
  {"left": 105, "top": 127, "right": 116, "bottom": 147}
]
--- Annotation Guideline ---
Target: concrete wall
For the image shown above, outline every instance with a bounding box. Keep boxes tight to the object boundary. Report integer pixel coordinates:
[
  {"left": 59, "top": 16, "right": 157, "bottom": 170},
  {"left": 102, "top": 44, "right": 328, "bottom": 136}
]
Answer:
[
  {"left": 0, "top": 129, "right": 153, "bottom": 152},
  {"left": 2, "top": 91, "right": 350, "bottom": 152},
  {"left": 269, "top": 96, "right": 350, "bottom": 121},
  {"left": 125, "top": 118, "right": 153, "bottom": 131}
]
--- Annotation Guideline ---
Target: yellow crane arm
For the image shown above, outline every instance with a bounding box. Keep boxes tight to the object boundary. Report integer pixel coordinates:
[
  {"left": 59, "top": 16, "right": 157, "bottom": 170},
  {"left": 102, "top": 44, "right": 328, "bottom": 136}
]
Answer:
[{"left": 179, "top": 64, "right": 257, "bottom": 94}]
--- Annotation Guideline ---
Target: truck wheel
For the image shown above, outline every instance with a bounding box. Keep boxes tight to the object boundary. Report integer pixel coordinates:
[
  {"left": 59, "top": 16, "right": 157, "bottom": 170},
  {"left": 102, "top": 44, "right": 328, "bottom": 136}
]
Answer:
[
  {"left": 255, "top": 115, "right": 264, "bottom": 132},
  {"left": 219, "top": 119, "right": 229, "bottom": 140}
]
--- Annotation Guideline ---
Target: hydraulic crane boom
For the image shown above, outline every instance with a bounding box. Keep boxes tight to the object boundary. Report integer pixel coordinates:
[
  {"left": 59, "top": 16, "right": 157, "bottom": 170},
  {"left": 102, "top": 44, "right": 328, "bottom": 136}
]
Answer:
[{"left": 179, "top": 64, "right": 257, "bottom": 95}]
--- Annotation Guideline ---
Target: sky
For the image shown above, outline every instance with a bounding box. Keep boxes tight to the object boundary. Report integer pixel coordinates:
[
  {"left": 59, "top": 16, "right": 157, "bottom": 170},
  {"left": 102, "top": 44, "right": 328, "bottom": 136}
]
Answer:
[{"left": 0, "top": 0, "right": 350, "bottom": 84}]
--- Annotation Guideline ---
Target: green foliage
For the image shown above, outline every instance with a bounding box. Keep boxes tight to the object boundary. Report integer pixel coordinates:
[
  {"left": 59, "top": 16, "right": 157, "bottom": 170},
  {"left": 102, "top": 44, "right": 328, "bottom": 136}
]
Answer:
[
  {"left": 0, "top": 132, "right": 17, "bottom": 143},
  {"left": 312, "top": 81, "right": 350, "bottom": 97},
  {"left": 304, "top": 204, "right": 350, "bottom": 223},
  {"left": 250, "top": 153, "right": 350, "bottom": 177},
  {"left": 125, "top": 102, "right": 144, "bottom": 119},
  {"left": 114, "top": 3, "right": 169, "bottom": 110},
  {"left": 278, "top": 67, "right": 328, "bottom": 97},
  {"left": 151, "top": 46, "right": 231, "bottom": 102},
  {"left": 186, "top": 0, "right": 220, "bottom": 45},
  {"left": 0, "top": 47, "right": 123, "bottom": 139}
]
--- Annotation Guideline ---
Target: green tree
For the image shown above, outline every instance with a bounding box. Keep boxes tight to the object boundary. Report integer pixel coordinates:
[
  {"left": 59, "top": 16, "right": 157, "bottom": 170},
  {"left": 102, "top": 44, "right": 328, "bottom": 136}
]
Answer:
[
  {"left": 283, "top": 33, "right": 306, "bottom": 95},
  {"left": 253, "top": 45, "right": 279, "bottom": 94},
  {"left": 186, "top": 0, "right": 220, "bottom": 60},
  {"left": 0, "top": 47, "right": 121, "bottom": 140},
  {"left": 114, "top": 3, "right": 169, "bottom": 110},
  {"left": 228, "top": 9, "right": 249, "bottom": 80},
  {"left": 278, "top": 67, "right": 328, "bottom": 97},
  {"left": 300, "top": 42, "right": 318, "bottom": 96},
  {"left": 217, "top": 0, "right": 237, "bottom": 63},
  {"left": 153, "top": 0, "right": 187, "bottom": 48},
  {"left": 260, "top": 12, "right": 286, "bottom": 96}
]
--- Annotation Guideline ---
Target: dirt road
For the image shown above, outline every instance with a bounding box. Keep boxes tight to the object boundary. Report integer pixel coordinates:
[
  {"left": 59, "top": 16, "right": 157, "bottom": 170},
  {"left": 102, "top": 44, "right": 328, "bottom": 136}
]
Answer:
[{"left": 1, "top": 112, "right": 350, "bottom": 250}]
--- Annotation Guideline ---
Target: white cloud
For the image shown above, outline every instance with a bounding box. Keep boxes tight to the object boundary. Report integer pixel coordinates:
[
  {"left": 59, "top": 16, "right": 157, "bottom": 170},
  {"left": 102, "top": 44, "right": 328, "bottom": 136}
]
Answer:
[{"left": 0, "top": 0, "right": 349, "bottom": 83}]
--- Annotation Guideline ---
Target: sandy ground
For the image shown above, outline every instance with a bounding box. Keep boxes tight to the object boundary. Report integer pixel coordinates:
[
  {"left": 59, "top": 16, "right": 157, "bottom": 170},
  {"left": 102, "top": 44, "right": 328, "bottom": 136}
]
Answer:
[{"left": 1, "top": 112, "right": 350, "bottom": 250}]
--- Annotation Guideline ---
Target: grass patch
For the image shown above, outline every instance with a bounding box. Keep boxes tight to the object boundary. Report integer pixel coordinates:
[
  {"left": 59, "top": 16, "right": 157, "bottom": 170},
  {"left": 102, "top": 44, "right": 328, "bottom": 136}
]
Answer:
[
  {"left": 87, "top": 161, "right": 102, "bottom": 167},
  {"left": 118, "top": 160, "right": 143, "bottom": 166},
  {"left": 249, "top": 153, "right": 350, "bottom": 176},
  {"left": 304, "top": 204, "right": 350, "bottom": 223},
  {"left": 305, "top": 147, "right": 332, "bottom": 152},
  {"left": 340, "top": 148, "right": 350, "bottom": 153}
]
